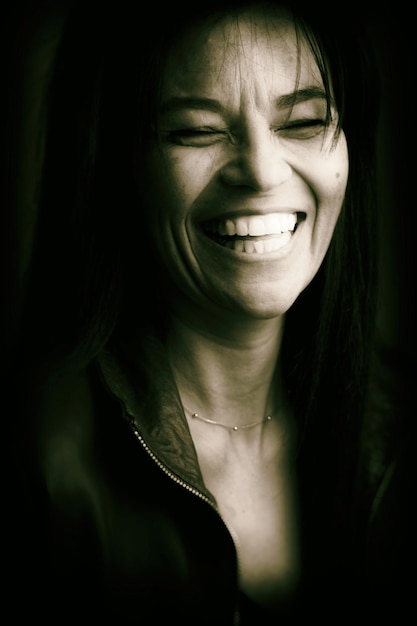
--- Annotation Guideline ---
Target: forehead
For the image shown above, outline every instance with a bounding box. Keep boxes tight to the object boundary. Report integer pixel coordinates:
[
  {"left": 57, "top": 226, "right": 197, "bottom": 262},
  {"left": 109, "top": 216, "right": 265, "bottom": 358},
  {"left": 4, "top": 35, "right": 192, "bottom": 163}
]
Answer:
[{"left": 161, "top": 8, "right": 323, "bottom": 103}]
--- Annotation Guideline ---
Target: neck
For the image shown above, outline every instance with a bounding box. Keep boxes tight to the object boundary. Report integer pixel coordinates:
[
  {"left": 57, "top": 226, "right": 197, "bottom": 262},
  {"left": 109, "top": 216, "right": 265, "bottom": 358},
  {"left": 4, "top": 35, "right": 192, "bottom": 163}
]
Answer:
[{"left": 167, "top": 313, "right": 286, "bottom": 430}]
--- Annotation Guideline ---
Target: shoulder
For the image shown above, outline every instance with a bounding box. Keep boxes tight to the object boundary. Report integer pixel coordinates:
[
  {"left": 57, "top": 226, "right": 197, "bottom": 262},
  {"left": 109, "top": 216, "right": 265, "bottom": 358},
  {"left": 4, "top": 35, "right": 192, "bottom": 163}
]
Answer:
[
  {"left": 359, "top": 341, "right": 414, "bottom": 604},
  {"left": 31, "top": 364, "right": 99, "bottom": 502},
  {"left": 361, "top": 341, "right": 412, "bottom": 487}
]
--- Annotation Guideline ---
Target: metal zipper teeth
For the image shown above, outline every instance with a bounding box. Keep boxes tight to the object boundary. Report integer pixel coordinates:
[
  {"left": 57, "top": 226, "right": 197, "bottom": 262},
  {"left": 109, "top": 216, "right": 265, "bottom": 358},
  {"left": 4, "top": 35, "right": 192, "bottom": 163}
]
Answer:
[
  {"left": 131, "top": 424, "right": 214, "bottom": 503},
  {"left": 130, "top": 423, "right": 242, "bottom": 626}
]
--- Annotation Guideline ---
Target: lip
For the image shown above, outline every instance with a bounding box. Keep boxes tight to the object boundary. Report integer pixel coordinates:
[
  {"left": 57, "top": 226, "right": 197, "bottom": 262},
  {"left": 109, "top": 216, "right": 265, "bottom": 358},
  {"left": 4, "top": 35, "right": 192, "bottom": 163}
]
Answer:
[{"left": 197, "top": 206, "right": 306, "bottom": 221}]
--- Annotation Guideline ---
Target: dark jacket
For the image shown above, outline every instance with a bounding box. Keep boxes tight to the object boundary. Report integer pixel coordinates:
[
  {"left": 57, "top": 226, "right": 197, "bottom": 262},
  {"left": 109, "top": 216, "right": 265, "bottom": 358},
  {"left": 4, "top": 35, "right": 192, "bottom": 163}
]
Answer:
[{"left": 11, "top": 335, "right": 413, "bottom": 625}]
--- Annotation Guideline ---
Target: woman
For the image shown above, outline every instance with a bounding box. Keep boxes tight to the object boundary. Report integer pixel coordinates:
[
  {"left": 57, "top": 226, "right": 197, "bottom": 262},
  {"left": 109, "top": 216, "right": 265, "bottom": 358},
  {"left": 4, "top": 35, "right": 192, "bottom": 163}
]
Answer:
[{"left": 12, "top": 0, "right": 410, "bottom": 623}]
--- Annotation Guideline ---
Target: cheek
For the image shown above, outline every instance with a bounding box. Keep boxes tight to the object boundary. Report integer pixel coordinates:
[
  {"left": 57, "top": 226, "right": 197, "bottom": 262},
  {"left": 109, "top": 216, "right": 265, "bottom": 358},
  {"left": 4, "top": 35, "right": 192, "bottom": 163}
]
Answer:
[
  {"left": 321, "top": 138, "right": 349, "bottom": 212},
  {"left": 332, "top": 168, "right": 349, "bottom": 217},
  {"left": 152, "top": 150, "right": 219, "bottom": 215},
  {"left": 329, "top": 170, "right": 348, "bottom": 208}
]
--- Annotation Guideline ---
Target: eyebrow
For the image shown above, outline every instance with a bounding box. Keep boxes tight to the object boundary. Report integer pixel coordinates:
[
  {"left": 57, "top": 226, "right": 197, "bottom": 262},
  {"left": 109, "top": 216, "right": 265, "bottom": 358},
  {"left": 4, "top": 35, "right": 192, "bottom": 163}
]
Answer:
[
  {"left": 276, "top": 86, "right": 331, "bottom": 108},
  {"left": 160, "top": 86, "right": 330, "bottom": 115}
]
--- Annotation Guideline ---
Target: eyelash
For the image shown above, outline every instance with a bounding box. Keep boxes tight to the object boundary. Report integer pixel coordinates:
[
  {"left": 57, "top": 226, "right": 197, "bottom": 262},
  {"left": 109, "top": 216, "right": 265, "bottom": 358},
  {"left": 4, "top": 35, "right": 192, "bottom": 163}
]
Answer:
[
  {"left": 166, "top": 127, "right": 229, "bottom": 146},
  {"left": 277, "top": 118, "right": 328, "bottom": 139},
  {"left": 165, "top": 119, "right": 328, "bottom": 147}
]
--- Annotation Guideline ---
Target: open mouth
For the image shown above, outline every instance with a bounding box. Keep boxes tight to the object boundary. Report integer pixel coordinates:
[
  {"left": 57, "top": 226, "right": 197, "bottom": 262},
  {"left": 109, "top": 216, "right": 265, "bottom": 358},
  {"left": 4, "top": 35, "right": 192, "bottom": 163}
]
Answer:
[{"left": 201, "top": 211, "right": 305, "bottom": 253}]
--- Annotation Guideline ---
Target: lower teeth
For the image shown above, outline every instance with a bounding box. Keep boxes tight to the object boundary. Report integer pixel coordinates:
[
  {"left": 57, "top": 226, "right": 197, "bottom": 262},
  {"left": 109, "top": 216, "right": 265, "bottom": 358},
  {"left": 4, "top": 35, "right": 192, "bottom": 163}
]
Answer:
[{"left": 224, "top": 232, "right": 292, "bottom": 253}]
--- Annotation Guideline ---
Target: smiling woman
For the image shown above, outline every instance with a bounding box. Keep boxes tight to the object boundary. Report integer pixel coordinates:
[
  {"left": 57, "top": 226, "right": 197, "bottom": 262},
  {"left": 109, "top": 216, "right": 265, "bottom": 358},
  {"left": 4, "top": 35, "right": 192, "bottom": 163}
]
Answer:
[
  {"left": 145, "top": 8, "right": 348, "bottom": 321},
  {"left": 9, "top": 1, "right": 412, "bottom": 624}
]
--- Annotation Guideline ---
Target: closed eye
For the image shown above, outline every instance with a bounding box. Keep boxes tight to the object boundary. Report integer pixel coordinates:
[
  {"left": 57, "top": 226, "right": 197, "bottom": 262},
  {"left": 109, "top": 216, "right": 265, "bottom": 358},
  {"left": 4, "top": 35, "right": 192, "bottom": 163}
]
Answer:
[
  {"left": 276, "top": 118, "right": 328, "bottom": 140},
  {"left": 165, "top": 127, "right": 230, "bottom": 147}
]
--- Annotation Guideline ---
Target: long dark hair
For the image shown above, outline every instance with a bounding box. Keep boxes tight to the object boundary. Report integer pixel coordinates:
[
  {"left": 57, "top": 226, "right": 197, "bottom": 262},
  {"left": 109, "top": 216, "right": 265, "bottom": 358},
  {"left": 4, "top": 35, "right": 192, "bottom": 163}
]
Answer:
[{"left": 18, "top": 0, "right": 380, "bottom": 564}]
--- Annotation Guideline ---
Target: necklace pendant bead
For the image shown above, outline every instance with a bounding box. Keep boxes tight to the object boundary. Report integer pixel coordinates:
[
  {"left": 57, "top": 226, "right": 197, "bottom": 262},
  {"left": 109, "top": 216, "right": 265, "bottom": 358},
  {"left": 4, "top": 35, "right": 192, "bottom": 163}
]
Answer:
[{"left": 188, "top": 409, "right": 274, "bottom": 431}]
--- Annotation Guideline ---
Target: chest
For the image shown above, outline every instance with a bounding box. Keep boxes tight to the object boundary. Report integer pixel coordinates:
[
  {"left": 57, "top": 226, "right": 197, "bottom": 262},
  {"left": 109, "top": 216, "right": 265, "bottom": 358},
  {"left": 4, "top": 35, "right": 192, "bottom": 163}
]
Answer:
[{"left": 200, "top": 446, "right": 301, "bottom": 609}]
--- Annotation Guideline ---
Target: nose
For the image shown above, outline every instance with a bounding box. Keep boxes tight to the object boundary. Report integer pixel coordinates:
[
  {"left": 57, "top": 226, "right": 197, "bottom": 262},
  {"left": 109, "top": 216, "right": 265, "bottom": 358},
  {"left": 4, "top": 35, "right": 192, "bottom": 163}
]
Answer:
[{"left": 219, "top": 125, "right": 292, "bottom": 191}]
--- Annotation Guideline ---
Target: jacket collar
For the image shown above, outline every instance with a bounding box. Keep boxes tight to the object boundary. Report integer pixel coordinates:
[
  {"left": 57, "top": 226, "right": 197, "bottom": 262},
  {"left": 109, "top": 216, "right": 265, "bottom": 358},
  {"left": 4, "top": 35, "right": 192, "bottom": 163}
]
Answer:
[{"left": 97, "top": 332, "right": 212, "bottom": 500}]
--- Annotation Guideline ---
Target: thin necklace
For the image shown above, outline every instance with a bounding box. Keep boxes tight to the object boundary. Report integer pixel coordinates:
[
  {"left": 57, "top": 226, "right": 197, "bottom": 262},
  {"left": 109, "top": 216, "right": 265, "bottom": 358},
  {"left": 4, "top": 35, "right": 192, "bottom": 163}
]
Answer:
[{"left": 189, "top": 411, "right": 273, "bottom": 432}]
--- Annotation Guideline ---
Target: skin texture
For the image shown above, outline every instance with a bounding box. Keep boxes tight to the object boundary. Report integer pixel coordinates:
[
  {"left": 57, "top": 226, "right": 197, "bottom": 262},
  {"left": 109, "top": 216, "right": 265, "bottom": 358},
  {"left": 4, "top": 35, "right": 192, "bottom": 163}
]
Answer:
[
  {"left": 140, "top": 8, "right": 350, "bottom": 606},
  {"left": 144, "top": 6, "right": 349, "bottom": 327}
]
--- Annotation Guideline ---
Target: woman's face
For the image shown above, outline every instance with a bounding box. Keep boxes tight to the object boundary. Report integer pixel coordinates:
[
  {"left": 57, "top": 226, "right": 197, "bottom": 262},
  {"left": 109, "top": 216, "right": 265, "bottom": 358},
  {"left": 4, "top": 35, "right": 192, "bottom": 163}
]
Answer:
[{"left": 143, "top": 7, "right": 349, "bottom": 321}]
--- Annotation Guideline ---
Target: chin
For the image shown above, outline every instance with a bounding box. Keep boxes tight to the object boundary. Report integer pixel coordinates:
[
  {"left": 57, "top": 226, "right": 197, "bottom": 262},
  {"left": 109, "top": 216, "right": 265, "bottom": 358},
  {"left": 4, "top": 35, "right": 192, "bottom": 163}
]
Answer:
[{"left": 226, "top": 290, "right": 300, "bottom": 320}]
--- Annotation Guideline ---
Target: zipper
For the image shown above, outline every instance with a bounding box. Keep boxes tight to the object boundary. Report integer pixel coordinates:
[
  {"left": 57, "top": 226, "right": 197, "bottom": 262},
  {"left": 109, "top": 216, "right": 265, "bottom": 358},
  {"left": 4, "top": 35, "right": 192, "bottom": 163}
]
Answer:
[
  {"left": 130, "top": 422, "right": 242, "bottom": 626},
  {"left": 96, "top": 356, "right": 244, "bottom": 623}
]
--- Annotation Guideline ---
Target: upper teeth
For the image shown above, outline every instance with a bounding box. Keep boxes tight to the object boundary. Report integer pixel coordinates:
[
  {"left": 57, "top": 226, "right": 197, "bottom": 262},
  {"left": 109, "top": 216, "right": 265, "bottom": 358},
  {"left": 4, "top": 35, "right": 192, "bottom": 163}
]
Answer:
[{"left": 216, "top": 212, "right": 297, "bottom": 237}]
